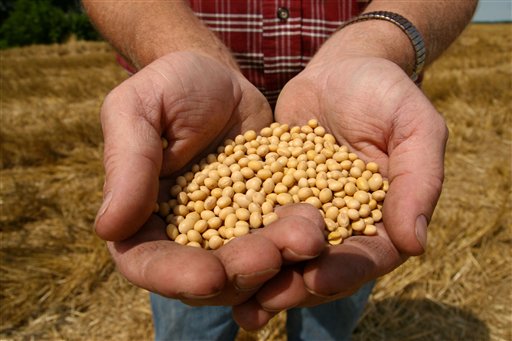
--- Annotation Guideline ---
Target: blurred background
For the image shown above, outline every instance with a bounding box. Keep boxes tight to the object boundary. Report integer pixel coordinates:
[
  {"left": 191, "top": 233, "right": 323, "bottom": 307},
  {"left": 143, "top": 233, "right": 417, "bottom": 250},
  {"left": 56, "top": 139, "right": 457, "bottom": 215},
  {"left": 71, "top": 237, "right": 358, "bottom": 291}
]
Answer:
[{"left": 472, "top": 0, "right": 511, "bottom": 22}]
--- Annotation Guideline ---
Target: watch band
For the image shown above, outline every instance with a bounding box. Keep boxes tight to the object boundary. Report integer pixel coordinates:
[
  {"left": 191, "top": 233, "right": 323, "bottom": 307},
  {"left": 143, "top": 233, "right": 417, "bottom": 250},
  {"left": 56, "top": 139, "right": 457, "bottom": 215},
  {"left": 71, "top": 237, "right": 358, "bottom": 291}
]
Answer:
[{"left": 337, "top": 11, "right": 426, "bottom": 83}]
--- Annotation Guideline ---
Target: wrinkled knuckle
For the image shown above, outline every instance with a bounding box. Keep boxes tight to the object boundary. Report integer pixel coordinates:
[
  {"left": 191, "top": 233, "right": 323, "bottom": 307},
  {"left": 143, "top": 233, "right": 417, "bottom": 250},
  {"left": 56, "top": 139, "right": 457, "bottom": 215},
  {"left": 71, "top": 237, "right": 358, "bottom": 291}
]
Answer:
[
  {"left": 281, "top": 215, "right": 325, "bottom": 245},
  {"left": 435, "top": 114, "right": 449, "bottom": 142},
  {"left": 294, "top": 203, "right": 325, "bottom": 227},
  {"left": 423, "top": 171, "right": 444, "bottom": 200}
]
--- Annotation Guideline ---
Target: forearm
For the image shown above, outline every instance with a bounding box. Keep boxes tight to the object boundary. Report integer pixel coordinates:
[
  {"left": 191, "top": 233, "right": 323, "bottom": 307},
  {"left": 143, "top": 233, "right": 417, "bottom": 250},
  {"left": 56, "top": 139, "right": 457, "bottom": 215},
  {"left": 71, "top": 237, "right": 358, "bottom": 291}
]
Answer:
[
  {"left": 310, "top": 0, "right": 478, "bottom": 75},
  {"left": 82, "top": 0, "right": 238, "bottom": 70}
]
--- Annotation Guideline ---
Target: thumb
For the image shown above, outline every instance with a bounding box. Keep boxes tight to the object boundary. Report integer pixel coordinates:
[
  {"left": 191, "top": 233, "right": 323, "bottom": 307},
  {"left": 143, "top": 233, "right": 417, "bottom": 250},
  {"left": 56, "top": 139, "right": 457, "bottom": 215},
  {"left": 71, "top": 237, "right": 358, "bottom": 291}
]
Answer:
[
  {"left": 273, "top": 79, "right": 318, "bottom": 126},
  {"left": 94, "top": 52, "right": 243, "bottom": 241},
  {"left": 384, "top": 103, "right": 448, "bottom": 255},
  {"left": 94, "top": 83, "right": 162, "bottom": 241}
]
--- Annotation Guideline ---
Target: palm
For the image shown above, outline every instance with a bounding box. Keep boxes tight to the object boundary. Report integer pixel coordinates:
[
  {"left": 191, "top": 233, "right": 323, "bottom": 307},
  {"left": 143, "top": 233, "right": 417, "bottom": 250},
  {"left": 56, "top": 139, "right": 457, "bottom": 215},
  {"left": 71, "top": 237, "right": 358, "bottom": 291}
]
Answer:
[
  {"left": 96, "top": 53, "right": 327, "bottom": 318},
  {"left": 97, "top": 52, "right": 272, "bottom": 238},
  {"left": 276, "top": 57, "right": 447, "bottom": 248},
  {"left": 275, "top": 57, "right": 424, "bottom": 174},
  {"left": 241, "top": 57, "right": 448, "bottom": 312}
]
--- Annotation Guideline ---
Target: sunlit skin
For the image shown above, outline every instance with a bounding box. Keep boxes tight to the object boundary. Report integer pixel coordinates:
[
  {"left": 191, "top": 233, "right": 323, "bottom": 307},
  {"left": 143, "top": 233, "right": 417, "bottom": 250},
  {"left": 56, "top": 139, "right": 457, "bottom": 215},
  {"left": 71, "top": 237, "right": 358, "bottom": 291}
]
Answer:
[
  {"left": 233, "top": 56, "right": 448, "bottom": 329},
  {"left": 94, "top": 51, "right": 447, "bottom": 331},
  {"left": 95, "top": 52, "right": 327, "bottom": 309},
  {"left": 85, "top": 0, "right": 477, "bottom": 332}
]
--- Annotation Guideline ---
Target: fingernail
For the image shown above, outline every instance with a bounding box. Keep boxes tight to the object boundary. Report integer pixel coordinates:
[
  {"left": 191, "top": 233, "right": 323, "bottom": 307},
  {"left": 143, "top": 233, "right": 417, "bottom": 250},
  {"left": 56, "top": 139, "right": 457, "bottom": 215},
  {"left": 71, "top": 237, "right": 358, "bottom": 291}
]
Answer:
[
  {"left": 305, "top": 284, "right": 355, "bottom": 299},
  {"left": 180, "top": 291, "right": 222, "bottom": 300},
  {"left": 282, "top": 247, "right": 318, "bottom": 261},
  {"left": 95, "top": 191, "right": 112, "bottom": 224},
  {"left": 415, "top": 215, "right": 428, "bottom": 251},
  {"left": 234, "top": 268, "right": 279, "bottom": 292},
  {"left": 304, "top": 286, "right": 336, "bottom": 299},
  {"left": 260, "top": 306, "right": 283, "bottom": 313}
]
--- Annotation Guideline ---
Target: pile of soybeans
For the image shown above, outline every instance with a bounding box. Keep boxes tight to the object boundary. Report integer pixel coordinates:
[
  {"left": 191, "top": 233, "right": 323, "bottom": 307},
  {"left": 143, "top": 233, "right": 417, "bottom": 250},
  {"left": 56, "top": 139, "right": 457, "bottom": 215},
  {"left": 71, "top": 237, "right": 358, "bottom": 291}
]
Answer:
[{"left": 157, "top": 120, "right": 388, "bottom": 250}]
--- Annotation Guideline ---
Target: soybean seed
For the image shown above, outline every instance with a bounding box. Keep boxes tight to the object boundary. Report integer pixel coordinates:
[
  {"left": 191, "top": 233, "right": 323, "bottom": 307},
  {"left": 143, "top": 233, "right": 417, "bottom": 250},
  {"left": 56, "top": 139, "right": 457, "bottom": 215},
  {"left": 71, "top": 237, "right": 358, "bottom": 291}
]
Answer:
[{"left": 161, "top": 122, "right": 386, "bottom": 250}]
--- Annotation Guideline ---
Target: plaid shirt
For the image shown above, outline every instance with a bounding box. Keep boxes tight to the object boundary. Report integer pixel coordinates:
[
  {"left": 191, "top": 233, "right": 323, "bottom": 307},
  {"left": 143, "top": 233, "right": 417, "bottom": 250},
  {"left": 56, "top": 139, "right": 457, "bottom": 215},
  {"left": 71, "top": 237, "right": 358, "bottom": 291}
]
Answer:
[
  {"left": 189, "top": 0, "right": 367, "bottom": 104},
  {"left": 117, "top": 1, "right": 369, "bottom": 104}
]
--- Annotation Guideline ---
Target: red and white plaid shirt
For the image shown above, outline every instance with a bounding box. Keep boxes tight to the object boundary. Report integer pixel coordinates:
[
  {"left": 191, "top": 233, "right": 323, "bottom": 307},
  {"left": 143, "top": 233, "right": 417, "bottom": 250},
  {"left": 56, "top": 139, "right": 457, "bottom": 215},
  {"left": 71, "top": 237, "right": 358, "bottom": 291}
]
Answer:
[
  {"left": 189, "top": 0, "right": 367, "bottom": 105},
  {"left": 117, "top": 1, "right": 369, "bottom": 105}
]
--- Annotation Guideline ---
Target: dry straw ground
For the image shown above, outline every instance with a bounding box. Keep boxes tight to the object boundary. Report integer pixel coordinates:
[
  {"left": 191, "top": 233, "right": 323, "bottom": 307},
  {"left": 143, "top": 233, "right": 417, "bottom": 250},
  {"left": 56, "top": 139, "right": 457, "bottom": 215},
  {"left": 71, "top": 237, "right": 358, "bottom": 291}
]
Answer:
[{"left": 1, "top": 24, "right": 511, "bottom": 341}]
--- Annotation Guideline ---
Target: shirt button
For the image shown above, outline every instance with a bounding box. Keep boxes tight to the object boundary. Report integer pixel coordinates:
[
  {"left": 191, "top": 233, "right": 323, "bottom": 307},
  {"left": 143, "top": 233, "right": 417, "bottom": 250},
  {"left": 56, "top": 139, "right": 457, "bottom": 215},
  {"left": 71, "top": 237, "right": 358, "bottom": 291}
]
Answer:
[{"left": 277, "top": 7, "right": 289, "bottom": 21}]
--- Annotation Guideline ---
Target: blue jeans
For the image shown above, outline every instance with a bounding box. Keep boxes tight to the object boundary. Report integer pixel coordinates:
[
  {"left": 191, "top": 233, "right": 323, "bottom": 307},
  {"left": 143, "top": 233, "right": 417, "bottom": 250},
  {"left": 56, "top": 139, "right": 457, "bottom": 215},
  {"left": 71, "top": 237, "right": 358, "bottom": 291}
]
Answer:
[{"left": 150, "top": 281, "right": 374, "bottom": 341}]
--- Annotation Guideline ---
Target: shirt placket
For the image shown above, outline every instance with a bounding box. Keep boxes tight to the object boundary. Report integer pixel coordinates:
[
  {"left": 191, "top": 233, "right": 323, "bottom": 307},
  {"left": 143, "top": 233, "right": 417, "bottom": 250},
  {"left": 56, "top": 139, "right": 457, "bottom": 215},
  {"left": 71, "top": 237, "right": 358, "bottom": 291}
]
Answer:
[{"left": 262, "top": 0, "right": 302, "bottom": 105}]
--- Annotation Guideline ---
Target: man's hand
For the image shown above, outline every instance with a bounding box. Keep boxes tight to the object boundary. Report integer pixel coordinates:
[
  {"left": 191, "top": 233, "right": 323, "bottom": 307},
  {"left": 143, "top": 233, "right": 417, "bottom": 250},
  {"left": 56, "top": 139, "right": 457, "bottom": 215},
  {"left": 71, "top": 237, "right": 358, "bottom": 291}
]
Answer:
[
  {"left": 232, "top": 56, "right": 448, "bottom": 329},
  {"left": 95, "top": 51, "right": 272, "bottom": 241},
  {"left": 93, "top": 51, "right": 315, "bottom": 307}
]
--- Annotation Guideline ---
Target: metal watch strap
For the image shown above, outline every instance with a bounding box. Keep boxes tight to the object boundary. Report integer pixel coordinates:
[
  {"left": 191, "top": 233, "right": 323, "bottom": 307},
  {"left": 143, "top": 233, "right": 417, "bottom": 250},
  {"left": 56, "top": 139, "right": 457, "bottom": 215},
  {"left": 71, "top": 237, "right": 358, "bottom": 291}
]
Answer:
[{"left": 337, "top": 11, "right": 426, "bottom": 83}]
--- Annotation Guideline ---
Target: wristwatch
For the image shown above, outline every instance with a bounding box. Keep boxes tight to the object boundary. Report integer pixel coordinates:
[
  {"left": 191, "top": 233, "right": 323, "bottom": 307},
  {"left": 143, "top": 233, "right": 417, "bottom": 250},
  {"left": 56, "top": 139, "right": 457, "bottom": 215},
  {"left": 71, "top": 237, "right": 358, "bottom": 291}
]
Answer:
[{"left": 337, "top": 11, "right": 426, "bottom": 83}]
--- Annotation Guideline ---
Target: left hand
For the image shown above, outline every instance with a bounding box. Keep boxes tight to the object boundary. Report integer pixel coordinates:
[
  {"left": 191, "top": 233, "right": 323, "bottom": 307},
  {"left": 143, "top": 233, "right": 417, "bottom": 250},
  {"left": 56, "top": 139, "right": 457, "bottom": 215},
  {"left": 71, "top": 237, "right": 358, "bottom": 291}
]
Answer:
[
  {"left": 95, "top": 52, "right": 327, "bottom": 314},
  {"left": 232, "top": 56, "right": 448, "bottom": 329}
]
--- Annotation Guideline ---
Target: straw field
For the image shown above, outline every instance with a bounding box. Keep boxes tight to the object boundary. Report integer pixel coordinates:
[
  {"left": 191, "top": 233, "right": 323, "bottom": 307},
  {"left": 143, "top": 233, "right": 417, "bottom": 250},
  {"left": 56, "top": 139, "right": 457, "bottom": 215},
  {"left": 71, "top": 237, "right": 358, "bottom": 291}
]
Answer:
[{"left": 1, "top": 24, "right": 511, "bottom": 340}]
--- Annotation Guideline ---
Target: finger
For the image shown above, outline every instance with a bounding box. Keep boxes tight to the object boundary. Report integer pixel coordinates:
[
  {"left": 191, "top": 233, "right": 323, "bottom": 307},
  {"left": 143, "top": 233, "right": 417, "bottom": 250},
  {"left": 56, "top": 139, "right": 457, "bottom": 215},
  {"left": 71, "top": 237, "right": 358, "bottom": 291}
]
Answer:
[
  {"left": 246, "top": 230, "right": 403, "bottom": 313},
  {"left": 302, "top": 226, "right": 405, "bottom": 297},
  {"left": 108, "top": 215, "right": 227, "bottom": 300},
  {"left": 179, "top": 234, "right": 282, "bottom": 307},
  {"left": 258, "top": 203, "right": 327, "bottom": 262},
  {"left": 255, "top": 265, "right": 311, "bottom": 312},
  {"left": 203, "top": 204, "right": 325, "bottom": 306},
  {"left": 385, "top": 96, "right": 448, "bottom": 255},
  {"left": 274, "top": 78, "right": 319, "bottom": 126},
  {"left": 232, "top": 299, "right": 277, "bottom": 331},
  {"left": 230, "top": 75, "right": 274, "bottom": 136},
  {"left": 213, "top": 234, "right": 282, "bottom": 293},
  {"left": 95, "top": 78, "right": 162, "bottom": 241}
]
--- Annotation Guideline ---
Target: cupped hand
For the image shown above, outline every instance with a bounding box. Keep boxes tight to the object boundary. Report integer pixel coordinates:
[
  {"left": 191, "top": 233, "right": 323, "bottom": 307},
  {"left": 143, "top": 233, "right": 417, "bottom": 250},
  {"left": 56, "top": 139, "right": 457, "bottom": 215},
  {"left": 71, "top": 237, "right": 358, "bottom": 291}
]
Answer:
[
  {"left": 93, "top": 52, "right": 325, "bottom": 308},
  {"left": 233, "top": 57, "right": 448, "bottom": 328},
  {"left": 95, "top": 51, "right": 272, "bottom": 241}
]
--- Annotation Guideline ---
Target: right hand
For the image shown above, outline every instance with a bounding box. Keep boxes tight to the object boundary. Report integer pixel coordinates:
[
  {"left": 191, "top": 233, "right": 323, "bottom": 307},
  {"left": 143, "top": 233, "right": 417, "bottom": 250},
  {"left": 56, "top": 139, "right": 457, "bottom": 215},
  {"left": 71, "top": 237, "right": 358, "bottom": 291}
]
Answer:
[
  {"left": 94, "top": 52, "right": 327, "bottom": 309},
  {"left": 233, "top": 56, "right": 447, "bottom": 329}
]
